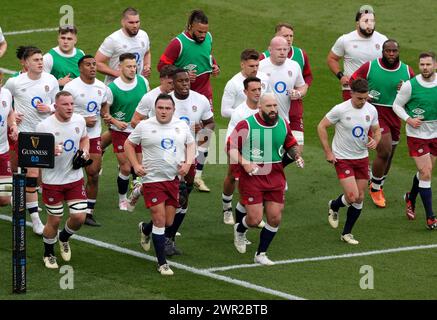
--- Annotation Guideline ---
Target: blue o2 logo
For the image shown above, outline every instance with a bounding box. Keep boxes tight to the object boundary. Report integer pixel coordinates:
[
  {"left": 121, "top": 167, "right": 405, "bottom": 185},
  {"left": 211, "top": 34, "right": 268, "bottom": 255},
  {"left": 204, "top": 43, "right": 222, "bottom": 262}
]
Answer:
[
  {"left": 63, "top": 139, "right": 77, "bottom": 153},
  {"left": 274, "top": 81, "right": 287, "bottom": 94},
  {"left": 133, "top": 52, "right": 140, "bottom": 63},
  {"left": 87, "top": 101, "right": 98, "bottom": 113},
  {"left": 31, "top": 96, "right": 43, "bottom": 108},
  {"left": 0, "top": 115, "right": 4, "bottom": 127},
  {"left": 161, "top": 138, "right": 174, "bottom": 150},
  {"left": 352, "top": 125, "right": 366, "bottom": 141},
  {"left": 179, "top": 116, "right": 190, "bottom": 125}
]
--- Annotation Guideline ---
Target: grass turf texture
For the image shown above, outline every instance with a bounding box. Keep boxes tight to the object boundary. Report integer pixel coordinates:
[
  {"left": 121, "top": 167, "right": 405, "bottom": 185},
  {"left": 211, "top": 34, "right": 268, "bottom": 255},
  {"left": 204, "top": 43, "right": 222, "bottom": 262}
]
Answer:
[{"left": 0, "top": 0, "right": 436, "bottom": 299}]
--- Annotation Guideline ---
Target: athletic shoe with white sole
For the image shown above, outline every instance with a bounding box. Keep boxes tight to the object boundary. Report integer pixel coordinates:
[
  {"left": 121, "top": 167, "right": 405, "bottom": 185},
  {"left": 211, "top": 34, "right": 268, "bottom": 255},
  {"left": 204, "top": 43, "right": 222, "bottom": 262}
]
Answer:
[
  {"left": 138, "top": 222, "right": 151, "bottom": 251},
  {"left": 31, "top": 215, "right": 45, "bottom": 236},
  {"left": 233, "top": 223, "right": 247, "bottom": 253},
  {"left": 223, "top": 209, "right": 235, "bottom": 225},
  {"left": 254, "top": 252, "right": 275, "bottom": 266},
  {"left": 328, "top": 200, "right": 339, "bottom": 229},
  {"left": 157, "top": 263, "right": 174, "bottom": 276},
  {"left": 341, "top": 233, "right": 359, "bottom": 245},
  {"left": 119, "top": 199, "right": 128, "bottom": 211},
  {"left": 43, "top": 255, "right": 59, "bottom": 269},
  {"left": 127, "top": 187, "right": 141, "bottom": 212},
  {"left": 59, "top": 240, "right": 71, "bottom": 261},
  {"left": 194, "top": 177, "right": 210, "bottom": 192}
]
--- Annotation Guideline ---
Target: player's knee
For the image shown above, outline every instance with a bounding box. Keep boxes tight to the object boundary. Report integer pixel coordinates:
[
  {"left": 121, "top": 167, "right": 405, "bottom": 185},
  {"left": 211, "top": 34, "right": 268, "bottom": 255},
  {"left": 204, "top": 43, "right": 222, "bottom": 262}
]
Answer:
[
  {"left": 0, "top": 197, "right": 11, "bottom": 206},
  {"left": 72, "top": 212, "right": 87, "bottom": 226},
  {"left": 25, "top": 177, "right": 38, "bottom": 193},
  {"left": 418, "top": 167, "right": 432, "bottom": 181},
  {"left": 345, "top": 193, "right": 359, "bottom": 204}
]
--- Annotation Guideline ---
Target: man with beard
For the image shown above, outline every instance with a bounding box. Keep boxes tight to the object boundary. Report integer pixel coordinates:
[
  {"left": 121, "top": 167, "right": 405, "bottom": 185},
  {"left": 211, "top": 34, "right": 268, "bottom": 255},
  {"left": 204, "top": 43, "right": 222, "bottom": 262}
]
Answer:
[
  {"left": 351, "top": 40, "right": 414, "bottom": 208},
  {"left": 327, "top": 5, "right": 388, "bottom": 101},
  {"left": 318, "top": 79, "right": 381, "bottom": 244},
  {"left": 259, "top": 36, "right": 307, "bottom": 150},
  {"left": 95, "top": 7, "right": 151, "bottom": 157},
  {"left": 43, "top": 25, "right": 85, "bottom": 88},
  {"left": 158, "top": 9, "right": 219, "bottom": 192},
  {"left": 228, "top": 93, "right": 304, "bottom": 265},
  {"left": 393, "top": 52, "right": 437, "bottom": 227},
  {"left": 64, "top": 55, "right": 110, "bottom": 226}
]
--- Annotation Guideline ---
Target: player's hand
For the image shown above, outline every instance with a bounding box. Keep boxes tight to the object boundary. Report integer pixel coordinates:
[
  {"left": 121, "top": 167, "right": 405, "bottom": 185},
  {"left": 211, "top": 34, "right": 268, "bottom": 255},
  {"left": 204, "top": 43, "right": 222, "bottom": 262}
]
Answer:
[
  {"left": 188, "top": 70, "right": 197, "bottom": 82},
  {"left": 58, "top": 73, "right": 72, "bottom": 86},
  {"left": 8, "top": 125, "right": 18, "bottom": 142},
  {"left": 115, "top": 120, "right": 128, "bottom": 131},
  {"left": 325, "top": 151, "right": 337, "bottom": 164},
  {"left": 340, "top": 75, "right": 350, "bottom": 87},
  {"left": 141, "top": 65, "right": 151, "bottom": 78},
  {"left": 85, "top": 116, "right": 97, "bottom": 128},
  {"left": 55, "top": 142, "right": 64, "bottom": 156},
  {"left": 133, "top": 164, "right": 146, "bottom": 177},
  {"left": 81, "top": 149, "right": 90, "bottom": 161},
  {"left": 212, "top": 64, "right": 220, "bottom": 77},
  {"left": 366, "top": 137, "right": 378, "bottom": 150},
  {"left": 295, "top": 155, "right": 305, "bottom": 168},
  {"left": 406, "top": 117, "right": 422, "bottom": 128},
  {"left": 36, "top": 102, "right": 52, "bottom": 113},
  {"left": 177, "top": 162, "right": 190, "bottom": 176},
  {"left": 15, "top": 112, "right": 24, "bottom": 125},
  {"left": 102, "top": 114, "right": 112, "bottom": 125},
  {"left": 243, "top": 163, "right": 258, "bottom": 175},
  {"left": 287, "top": 88, "right": 302, "bottom": 100}
]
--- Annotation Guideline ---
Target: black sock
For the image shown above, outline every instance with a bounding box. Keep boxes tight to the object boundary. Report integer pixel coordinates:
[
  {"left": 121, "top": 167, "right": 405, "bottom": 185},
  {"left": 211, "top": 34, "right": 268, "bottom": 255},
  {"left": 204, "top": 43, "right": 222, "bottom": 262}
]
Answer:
[
  {"left": 410, "top": 173, "right": 420, "bottom": 204},
  {"left": 117, "top": 175, "right": 129, "bottom": 195},
  {"left": 235, "top": 202, "right": 246, "bottom": 225},
  {"left": 152, "top": 232, "right": 166, "bottom": 266},
  {"left": 419, "top": 187, "right": 434, "bottom": 219},
  {"left": 196, "top": 151, "right": 208, "bottom": 171},
  {"left": 257, "top": 225, "right": 277, "bottom": 254},
  {"left": 141, "top": 221, "right": 153, "bottom": 236},
  {"left": 165, "top": 210, "right": 186, "bottom": 239},
  {"left": 331, "top": 194, "right": 347, "bottom": 212},
  {"left": 59, "top": 227, "right": 74, "bottom": 242},
  {"left": 342, "top": 205, "right": 362, "bottom": 235},
  {"left": 43, "top": 237, "right": 56, "bottom": 257},
  {"left": 237, "top": 217, "right": 248, "bottom": 233}
]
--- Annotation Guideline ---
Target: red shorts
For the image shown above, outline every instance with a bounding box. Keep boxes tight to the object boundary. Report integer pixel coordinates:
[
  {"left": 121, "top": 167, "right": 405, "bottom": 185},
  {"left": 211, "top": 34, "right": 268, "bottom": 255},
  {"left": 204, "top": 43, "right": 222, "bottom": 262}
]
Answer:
[
  {"left": 375, "top": 106, "right": 401, "bottom": 143},
  {"left": 110, "top": 130, "right": 141, "bottom": 153},
  {"left": 289, "top": 99, "right": 304, "bottom": 132},
  {"left": 229, "top": 164, "right": 241, "bottom": 180},
  {"left": 42, "top": 179, "right": 87, "bottom": 205},
  {"left": 334, "top": 158, "right": 369, "bottom": 180},
  {"left": 342, "top": 90, "right": 352, "bottom": 101},
  {"left": 407, "top": 136, "right": 437, "bottom": 157},
  {"left": 0, "top": 152, "right": 12, "bottom": 176},
  {"left": 89, "top": 137, "right": 102, "bottom": 155},
  {"left": 7, "top": 128, "right": 16, "bottom": 152},
  {"left": 143, "top": 178, "right": 179, "bottom": 208},
  {"left": 239, "top": 188, "right": 285, "bottom": 205}
]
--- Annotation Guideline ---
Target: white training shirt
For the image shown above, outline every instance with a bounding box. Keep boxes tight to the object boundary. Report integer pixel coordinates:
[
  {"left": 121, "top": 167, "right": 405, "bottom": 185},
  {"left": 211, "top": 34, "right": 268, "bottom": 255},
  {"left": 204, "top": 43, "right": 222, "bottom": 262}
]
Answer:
[
  {"left": 393, "top": 74, "right": 437, "bottom": 139},
  {"left": 106, "top": 75, "right": 150, "bottom": 133},
  {"left": 98, "top": 29, "right": 150, "bottom": 84},
  {"left": 221, "top": 71, "right": 270, "bottom": 118},
  {"left": 128, "top": 117, "right": 194, "bottom": 183},
  {"left": 149, "top": 90, "right": 213, "bottom": 136},
  {"left": 135, "top": 86, "right": 166, "bottom": 118},
  {"left": 225, "top": 102, "right": 258, "bottom": 140},
  {"left": 43, "top": 47, "right": 85, "bottom": 74},
  {"left": 0, "top": 87, "right": 13, "bottom": 154},
  {"left": 4, "top": 72, "right": 59, "bottom": 132},
  {"left": 326, "top": 100, "right": 379, "bottom": 159},
  {"left": 331, "top": 30, "right": 388, "bottom": 78},
  {"left": 64, "top": 77, "right": 109, "bottom": 139},
  {"left": 36, "top": 113, "right": 87, "bottom": 185},
  {"left": 259, "top": 58, "right": 305, "bottom": 122}
]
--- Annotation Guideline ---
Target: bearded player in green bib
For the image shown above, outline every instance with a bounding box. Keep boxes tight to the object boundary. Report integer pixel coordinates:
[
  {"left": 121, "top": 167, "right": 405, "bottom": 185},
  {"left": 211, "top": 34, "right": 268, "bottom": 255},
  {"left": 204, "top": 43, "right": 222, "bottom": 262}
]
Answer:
[
  {"left": 393, "top": 52, "right": 437, "bottom": 229},
  {"left": 351, "top": 39, "right": 414, "bottom": 208}
]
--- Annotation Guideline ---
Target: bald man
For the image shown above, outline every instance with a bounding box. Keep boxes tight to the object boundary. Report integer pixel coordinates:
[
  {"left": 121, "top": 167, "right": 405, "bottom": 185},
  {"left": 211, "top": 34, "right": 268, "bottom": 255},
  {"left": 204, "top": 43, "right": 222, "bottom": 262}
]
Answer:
[{"left": 259, "top": 37, "right": 307, "bottom": 151}]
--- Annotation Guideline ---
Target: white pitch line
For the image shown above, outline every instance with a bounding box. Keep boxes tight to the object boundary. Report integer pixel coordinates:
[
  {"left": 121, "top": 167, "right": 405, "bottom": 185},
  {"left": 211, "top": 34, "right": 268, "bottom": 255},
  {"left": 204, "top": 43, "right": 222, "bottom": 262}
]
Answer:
[
  {"left": 205, "top": 243, "right": 437, "bottom": 273},
  {"left": 0, "top": 214, "right": 304, "bottom": 300},
  {"left": 3, "top": 27, "right": 58, "bottom": 36}
]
